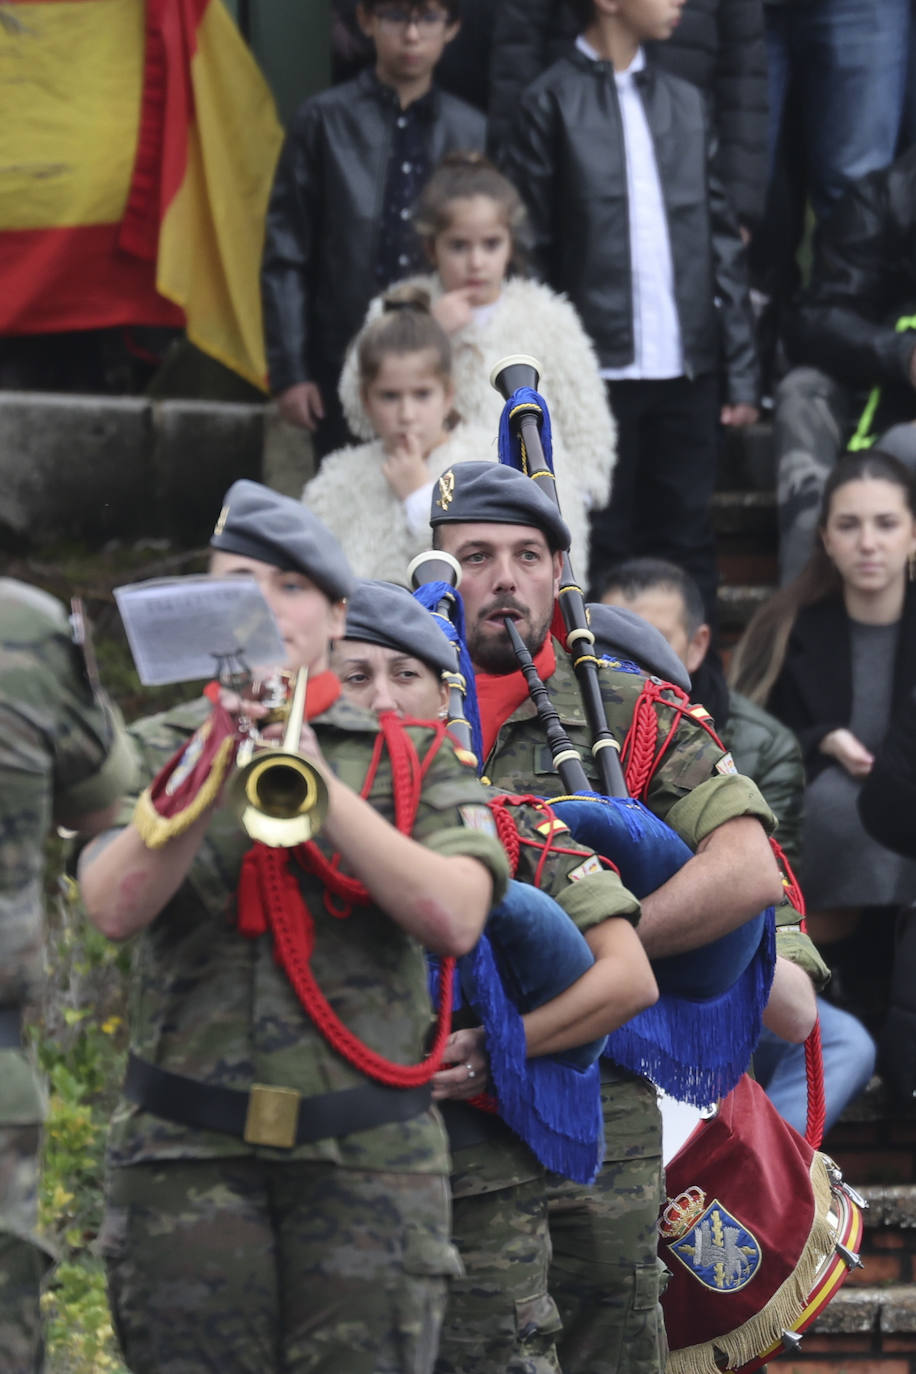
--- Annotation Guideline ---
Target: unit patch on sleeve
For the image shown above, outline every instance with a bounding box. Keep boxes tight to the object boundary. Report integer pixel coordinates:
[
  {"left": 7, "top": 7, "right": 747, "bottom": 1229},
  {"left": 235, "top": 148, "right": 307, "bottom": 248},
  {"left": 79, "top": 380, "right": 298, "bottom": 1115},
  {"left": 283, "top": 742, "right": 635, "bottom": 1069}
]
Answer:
[
  {"left": 567, "top": 855, "right": 603, "bottom": 883},
  {"left": 459, "top": 804, "right": 498, "bottom": 837}
]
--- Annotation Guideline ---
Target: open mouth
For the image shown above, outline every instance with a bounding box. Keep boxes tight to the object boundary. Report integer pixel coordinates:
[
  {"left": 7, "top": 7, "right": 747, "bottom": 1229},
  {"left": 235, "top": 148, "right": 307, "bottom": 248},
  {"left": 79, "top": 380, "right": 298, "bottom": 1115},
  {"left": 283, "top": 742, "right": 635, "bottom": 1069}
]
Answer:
[{"left": 485, "top": 608, "right": 523, "bottom": 628}]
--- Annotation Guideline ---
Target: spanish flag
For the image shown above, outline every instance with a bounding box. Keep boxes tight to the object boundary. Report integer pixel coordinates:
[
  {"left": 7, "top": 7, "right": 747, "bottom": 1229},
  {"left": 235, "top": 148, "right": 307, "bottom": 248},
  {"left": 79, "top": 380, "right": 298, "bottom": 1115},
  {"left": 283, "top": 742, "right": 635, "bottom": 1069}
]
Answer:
[{"left": 0, "top": 0, "right": 283, "bottom": 389}]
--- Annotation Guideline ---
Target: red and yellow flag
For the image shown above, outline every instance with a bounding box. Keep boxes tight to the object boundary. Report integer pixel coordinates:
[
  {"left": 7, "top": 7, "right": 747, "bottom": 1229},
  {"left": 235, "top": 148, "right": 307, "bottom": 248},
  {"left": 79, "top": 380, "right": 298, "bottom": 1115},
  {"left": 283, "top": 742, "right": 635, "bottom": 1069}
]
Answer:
[{"left": 0, "top": 0, "right": 283, "bottom": 389}]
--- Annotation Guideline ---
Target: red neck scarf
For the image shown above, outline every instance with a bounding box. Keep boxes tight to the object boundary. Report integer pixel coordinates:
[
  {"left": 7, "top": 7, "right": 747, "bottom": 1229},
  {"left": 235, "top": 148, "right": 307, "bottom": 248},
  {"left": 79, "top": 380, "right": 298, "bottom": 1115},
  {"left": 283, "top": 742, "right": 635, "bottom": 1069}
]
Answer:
[
  {"left": 303, "top": 669, "right": 341, "bottom": 719},
  {"left": 476, "top": 636, "right": 557, "bottom": 762}
]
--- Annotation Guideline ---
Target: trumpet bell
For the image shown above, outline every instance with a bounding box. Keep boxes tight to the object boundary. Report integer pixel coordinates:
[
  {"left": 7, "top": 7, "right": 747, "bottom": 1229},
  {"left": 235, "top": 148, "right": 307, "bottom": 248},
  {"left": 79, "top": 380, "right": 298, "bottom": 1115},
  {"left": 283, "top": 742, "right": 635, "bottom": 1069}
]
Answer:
[{"left": 231, "top": 748, "right": 329, "bottom": 847}]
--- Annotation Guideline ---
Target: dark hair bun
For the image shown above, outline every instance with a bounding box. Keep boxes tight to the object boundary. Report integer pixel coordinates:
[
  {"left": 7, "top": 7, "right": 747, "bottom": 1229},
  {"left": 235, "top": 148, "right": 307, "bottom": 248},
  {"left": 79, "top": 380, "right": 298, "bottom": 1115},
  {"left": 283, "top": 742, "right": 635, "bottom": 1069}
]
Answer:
[{"left": 382, "top": 283, "right": 433, "bottom": 315}]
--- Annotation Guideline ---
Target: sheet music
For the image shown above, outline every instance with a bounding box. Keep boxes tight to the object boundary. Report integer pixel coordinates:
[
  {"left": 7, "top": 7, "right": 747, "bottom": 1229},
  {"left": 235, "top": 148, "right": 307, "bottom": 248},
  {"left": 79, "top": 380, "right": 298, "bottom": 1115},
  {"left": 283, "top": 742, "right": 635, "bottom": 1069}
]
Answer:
[{"left": 114, "top": 576, "right": 286, "bottom": 685}]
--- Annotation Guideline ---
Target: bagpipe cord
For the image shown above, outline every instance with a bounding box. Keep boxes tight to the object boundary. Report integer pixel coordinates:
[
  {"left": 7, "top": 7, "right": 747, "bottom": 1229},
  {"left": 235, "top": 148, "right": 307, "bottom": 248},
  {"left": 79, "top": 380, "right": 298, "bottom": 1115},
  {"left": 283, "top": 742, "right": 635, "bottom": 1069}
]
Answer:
[
  {"left": 623, "top": 677, "right": 826, "bottom": 1144},
  {"left": 237, "top": 712, "right": 455, "bottom": 1088}
]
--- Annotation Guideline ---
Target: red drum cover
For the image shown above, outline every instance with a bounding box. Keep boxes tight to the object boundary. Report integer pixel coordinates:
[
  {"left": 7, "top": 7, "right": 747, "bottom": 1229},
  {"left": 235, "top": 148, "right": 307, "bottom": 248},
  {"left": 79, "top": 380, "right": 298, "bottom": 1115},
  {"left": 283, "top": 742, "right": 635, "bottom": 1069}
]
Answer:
[{"left": 659, "top": 1074, "right": 862, "bottom": 1374}]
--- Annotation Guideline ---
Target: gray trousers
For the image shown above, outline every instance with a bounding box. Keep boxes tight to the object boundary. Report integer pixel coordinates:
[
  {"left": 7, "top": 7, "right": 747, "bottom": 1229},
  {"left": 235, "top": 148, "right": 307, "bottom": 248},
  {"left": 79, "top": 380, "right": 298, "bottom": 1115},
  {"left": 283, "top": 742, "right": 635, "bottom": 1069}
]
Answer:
[{"left": 775, "top": 366, "right": 916, "bottom": 583}]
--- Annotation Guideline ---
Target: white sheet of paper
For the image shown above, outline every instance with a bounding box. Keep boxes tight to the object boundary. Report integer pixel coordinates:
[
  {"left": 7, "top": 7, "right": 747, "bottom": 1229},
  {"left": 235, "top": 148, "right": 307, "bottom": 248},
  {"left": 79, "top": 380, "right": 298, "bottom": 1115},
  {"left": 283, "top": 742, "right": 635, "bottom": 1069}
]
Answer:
[{"left": 114, "top": 576, "right": 286, "bottom": 685}]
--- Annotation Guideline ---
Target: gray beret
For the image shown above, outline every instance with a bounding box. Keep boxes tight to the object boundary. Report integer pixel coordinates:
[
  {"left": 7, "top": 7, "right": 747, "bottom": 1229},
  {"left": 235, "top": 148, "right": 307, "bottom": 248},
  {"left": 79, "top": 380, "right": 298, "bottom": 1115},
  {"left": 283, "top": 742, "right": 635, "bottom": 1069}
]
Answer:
[
  {"left": 586, "top": 603, "right": 692, "bottom": 692},
  {"left": 344, "top": 581, "right": 456, "bottom": 676},
  {"left": 210, "top": 480, "right": 354, "bottom": 602},
  {"left": 428, "top": 462, "right": 570, "bottom": 551}
]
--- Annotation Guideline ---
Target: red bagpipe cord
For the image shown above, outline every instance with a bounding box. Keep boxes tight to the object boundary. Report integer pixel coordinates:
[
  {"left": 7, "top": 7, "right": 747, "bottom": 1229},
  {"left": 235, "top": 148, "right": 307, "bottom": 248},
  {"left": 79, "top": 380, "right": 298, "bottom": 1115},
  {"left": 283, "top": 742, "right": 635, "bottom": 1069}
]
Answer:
[
  {"left": 622, "top": 674, "right": 827, "bottom": 1147},
  {"left": 236, "top": 712, "right": 455, "bottom": 1088}
]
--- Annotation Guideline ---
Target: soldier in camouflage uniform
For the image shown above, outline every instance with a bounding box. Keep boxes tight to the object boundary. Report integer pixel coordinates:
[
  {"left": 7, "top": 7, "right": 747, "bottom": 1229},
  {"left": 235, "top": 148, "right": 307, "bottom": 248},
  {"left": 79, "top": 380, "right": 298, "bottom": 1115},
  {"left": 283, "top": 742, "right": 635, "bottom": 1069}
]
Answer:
[
  {"left": 0, "top": 578, "right": 136, "bottom": 1372},
  {"left": 334, "top": 579, "right": 659, "bottom": 1374},
  {"left": 427, "top": 463, "right": 782, "bottom": 1374},
  {"left": 78, "top": 483, "right": 508, "bottom": 1374}
]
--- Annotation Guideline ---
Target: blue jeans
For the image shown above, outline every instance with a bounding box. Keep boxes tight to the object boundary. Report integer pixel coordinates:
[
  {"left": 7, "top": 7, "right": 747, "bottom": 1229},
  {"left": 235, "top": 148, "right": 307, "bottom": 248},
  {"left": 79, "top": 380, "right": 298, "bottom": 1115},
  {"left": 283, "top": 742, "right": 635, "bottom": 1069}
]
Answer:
[
  {"left": 754, "top": 996, "right": 876, "bottom": 1136},
  {"left": 765, "top": 0, "right": 910, "bottom": 218}
]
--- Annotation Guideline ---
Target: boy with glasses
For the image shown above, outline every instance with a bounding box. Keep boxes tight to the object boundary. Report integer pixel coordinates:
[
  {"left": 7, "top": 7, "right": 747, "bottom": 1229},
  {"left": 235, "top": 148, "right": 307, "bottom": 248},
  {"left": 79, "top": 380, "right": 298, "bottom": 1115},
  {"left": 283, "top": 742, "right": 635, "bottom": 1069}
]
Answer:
[{"left": 262, "top": 1, "right": 484, "bottom": 460}]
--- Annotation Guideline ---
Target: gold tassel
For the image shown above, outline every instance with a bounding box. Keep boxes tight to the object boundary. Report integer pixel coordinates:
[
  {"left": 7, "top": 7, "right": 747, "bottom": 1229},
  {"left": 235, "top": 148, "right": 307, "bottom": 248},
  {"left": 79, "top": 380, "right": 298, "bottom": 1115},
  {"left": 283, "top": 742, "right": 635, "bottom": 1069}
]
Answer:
[
  {"left": 132, "top": 735, "right": 236, "bottom": 850},
  {"left": 667, "top": 1154, "right": 838, "bottom": 1374}
]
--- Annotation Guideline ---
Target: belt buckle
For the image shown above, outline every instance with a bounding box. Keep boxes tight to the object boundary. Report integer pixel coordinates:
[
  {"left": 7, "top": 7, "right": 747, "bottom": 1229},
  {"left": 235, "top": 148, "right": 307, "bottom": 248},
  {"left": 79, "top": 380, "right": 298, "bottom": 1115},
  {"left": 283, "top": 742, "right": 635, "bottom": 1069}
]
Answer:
[{"left": 244, "top": 1083, "right": 301, "bottom": 1149}]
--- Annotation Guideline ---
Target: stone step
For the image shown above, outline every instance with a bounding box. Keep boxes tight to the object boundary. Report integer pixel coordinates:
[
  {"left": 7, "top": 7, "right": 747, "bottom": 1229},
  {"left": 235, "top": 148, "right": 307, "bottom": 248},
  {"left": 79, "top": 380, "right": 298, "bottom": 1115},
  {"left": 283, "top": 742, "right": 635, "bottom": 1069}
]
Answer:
[
  {"left": 809, "top": 1284, "right": 916, "bottom": 1335},
  {"left": 718, "top": 420, "right": 776, "bottom": 493}
]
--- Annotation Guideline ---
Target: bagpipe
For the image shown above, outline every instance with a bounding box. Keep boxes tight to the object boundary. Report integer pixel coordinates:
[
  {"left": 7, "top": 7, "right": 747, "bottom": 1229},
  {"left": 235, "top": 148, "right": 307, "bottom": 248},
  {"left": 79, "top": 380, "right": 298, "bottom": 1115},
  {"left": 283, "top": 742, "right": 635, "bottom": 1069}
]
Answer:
[
  {"left": 488, "top": 353, "right": 776, "bottom": 1108},
  {"left": 414, "top": 355, "right": 865, "bottom": 1371}
]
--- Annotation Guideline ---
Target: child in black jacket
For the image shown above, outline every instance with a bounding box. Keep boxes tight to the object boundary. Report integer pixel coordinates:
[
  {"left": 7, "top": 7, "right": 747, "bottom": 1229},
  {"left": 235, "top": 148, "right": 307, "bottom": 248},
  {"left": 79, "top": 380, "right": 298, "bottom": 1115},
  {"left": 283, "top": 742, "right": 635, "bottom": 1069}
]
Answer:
[{"left": 502, "top": 0, "right": 759, "bottom": 619}]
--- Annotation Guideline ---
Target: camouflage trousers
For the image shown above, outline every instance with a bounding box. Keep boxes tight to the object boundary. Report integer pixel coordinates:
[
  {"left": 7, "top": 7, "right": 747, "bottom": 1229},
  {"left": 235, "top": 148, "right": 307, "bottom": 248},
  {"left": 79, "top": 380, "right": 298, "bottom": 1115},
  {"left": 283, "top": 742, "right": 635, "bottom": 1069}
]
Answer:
[
  {"left": 775, "top": 366, "right": 916, "bottom": 584},
  {"left": 546, "top": 1074, "right": 667, "bottom": 1374},
  {"left": 0, "top": 1124, "right": 52, "bottom": 1374},
  {"left": 100, "top": 1158, "right": 460, "bottom": 1374},
  {"left": 435, "top": 1168, "right": 561, "bottom": 1374}
]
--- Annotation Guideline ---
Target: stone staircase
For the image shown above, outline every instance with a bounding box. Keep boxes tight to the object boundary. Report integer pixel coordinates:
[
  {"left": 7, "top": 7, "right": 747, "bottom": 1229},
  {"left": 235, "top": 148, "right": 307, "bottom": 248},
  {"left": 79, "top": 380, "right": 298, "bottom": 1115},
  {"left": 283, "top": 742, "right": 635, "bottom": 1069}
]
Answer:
[
  {"left": 715, "top": 422, "right": 779, "bottom": 645},
  {"left": 787, "top": 1089, "right": 916, "bottom": 1374},
  {"left": 715, "top": 424, "right": 916, "bottom": 1374}
]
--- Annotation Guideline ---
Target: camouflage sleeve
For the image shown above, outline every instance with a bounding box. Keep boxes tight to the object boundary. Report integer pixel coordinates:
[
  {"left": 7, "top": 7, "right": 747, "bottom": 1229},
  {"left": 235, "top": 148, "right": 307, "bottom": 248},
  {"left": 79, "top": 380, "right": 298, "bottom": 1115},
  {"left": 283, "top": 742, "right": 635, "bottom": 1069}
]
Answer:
[
  {"left": 0, "top": 587, "right": 136, "bottom": 819},
  {"left": 664, "top": 774, "right": 776, "bottom": 850},
  {"left": 775, "top": 920, "right": 831, "bottom": 992},
  {"left": 491, "top": 797, "right": 641, "bottom": 935},
  {"left": 406, "top": 730, "right": 510, "bottom": 906}
]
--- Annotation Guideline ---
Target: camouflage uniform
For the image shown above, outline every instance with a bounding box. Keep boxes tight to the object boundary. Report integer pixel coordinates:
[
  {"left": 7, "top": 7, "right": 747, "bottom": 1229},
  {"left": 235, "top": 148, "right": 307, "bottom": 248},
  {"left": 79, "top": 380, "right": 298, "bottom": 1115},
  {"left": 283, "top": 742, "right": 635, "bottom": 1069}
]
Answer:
[
  {"left": 436, "top": 798, "right": 641, "bottom": 1374},
  {"left": 0, "top": 579, "right": 135, "bottom": 1372},
  {"left": 98, "top": 694, "right": 509, "bottom": 1374},
  {"left": 481, "top": 646, "right": 775, "bottom": 1374}
]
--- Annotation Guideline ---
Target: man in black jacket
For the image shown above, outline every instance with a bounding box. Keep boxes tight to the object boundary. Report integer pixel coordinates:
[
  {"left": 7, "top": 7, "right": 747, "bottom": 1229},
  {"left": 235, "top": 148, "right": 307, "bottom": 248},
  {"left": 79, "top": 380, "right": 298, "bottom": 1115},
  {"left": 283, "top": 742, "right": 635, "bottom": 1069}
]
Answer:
[
  {"left": 261, "top": 1, "right": 485, "bottom": 459},
  {"left": 502, "top": 0, "right": 759, "bottom": 622},
  {"left": 776, "top": 147, "right": 916, "bottom": 582}
]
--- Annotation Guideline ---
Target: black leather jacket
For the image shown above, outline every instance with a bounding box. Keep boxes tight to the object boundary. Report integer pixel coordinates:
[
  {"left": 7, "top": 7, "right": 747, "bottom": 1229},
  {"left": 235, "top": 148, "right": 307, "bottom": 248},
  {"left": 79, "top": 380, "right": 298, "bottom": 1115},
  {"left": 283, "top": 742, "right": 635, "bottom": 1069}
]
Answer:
[
  {"left": 488, "top": 0, "right": 769, "bottom": 231},
  {"left": 788, "top": 146, "right": 916, "bottom": 412},
  {"left": 502, "top": 50, "right": 758, "bottom": 404},
  {"left": 261, "top": 69, "right": 485, "bottom": 394}
]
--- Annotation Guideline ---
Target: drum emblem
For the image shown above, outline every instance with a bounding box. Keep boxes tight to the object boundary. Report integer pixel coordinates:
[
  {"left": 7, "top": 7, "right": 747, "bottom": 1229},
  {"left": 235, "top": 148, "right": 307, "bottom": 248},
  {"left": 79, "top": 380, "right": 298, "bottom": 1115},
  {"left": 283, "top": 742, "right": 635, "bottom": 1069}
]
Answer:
[{"left": 667, "top": 1198, "right": 762, "bottom": 1293}]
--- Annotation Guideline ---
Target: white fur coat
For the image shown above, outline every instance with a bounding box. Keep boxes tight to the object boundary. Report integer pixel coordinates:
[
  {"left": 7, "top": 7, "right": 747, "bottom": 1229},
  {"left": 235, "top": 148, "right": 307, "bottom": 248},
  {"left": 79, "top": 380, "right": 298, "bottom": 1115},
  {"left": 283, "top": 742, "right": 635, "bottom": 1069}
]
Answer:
[
  {"left": 302, "top": 423, "right": 497, "bottom": 586},
  {"left": 338, "top": 274, "right": 617, "bottom": 573}
]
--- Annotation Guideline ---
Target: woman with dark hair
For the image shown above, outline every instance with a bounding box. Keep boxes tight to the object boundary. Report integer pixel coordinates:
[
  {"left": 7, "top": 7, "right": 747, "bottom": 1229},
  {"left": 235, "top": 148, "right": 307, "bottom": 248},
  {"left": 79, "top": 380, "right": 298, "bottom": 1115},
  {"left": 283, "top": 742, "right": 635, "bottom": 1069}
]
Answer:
[{"left": 730, "top": 450, "right": 916, "bottom": 1051}]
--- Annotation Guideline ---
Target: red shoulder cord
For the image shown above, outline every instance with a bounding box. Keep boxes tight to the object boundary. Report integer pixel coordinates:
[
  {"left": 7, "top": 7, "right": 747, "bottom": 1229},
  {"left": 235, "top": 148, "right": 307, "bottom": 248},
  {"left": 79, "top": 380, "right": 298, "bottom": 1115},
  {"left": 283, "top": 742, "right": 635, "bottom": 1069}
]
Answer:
[
  {"left": 622, "top": 678, "right": 826, "bottom": 1145},
  {"left": 237, "top": 713, "right": 455, "bottom": 1088}
]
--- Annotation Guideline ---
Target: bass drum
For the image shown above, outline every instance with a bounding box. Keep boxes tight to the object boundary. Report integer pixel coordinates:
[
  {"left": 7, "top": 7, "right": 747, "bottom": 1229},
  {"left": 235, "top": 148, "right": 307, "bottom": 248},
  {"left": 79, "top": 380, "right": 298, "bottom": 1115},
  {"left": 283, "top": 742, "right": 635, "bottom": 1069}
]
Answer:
[{"left": 659, "top": 1074, "right": 865, "bottom": 1374}]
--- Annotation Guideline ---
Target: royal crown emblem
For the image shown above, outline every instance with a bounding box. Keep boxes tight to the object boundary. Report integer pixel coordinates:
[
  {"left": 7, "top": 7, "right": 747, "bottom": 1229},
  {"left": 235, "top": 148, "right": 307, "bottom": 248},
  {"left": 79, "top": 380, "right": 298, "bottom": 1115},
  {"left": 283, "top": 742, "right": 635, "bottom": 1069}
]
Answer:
[
  {"left": 436, "top": 470, "right": 455, "bottom": 511},
  {"left": 659, "top": 1186, "right": 707, "bottom": 1241},
  {"left": 665, "top": 1195, "right": 763, "bottom": 1294}
]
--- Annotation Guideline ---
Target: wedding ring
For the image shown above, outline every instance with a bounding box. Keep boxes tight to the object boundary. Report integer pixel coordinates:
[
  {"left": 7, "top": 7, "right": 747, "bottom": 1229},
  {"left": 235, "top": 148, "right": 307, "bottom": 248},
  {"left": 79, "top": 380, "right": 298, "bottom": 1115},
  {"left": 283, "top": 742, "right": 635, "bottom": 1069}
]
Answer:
[{"left": 465, "top": 1062, "right": 476, "bottom": 1080}]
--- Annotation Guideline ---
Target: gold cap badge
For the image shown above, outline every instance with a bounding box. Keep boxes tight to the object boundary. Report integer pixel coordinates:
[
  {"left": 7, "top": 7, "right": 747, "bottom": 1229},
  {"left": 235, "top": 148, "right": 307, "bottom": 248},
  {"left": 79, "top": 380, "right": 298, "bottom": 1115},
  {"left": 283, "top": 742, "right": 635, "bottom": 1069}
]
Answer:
[
  {"left": 213, "top": 503, "right": 230, "bottom": 536},
  {"left": 436, "top": 470, "right": 455, "bottom": 511}
]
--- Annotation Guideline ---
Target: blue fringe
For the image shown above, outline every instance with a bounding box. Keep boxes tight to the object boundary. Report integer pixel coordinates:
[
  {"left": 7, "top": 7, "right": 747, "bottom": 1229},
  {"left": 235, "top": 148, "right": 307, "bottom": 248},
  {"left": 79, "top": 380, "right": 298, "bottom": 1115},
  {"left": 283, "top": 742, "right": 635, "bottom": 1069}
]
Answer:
[
  {"left": 460, "top": 935, "right": 604, "bottom": 1183},
  {"left": 497, "top": 387, "right": 555, "bottom": 474},
  {"left": 412, "top": 580, "right": 485, "bottom": 769},
  {"left": 605, "top": 908, "right": 777, "bottom": 1104},
  {"left": 427, "top": 939, "right": 604, "bottom": 1184}
]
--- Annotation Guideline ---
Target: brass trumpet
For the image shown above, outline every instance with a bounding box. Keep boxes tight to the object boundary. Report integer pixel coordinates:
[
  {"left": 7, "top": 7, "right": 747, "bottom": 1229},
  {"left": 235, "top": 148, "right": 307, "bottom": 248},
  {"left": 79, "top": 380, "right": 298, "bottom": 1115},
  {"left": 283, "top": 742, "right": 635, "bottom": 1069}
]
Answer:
[{"left": 229, "top": 668, "right": 329, "bottom": 847}]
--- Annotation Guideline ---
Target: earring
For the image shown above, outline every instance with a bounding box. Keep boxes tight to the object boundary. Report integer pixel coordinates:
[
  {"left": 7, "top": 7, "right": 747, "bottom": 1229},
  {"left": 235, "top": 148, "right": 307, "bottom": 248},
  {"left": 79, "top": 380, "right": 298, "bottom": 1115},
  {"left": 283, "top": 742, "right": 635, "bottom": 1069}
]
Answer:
[{"left": 438, "top": 707, "right": 448, "bottom": 720}]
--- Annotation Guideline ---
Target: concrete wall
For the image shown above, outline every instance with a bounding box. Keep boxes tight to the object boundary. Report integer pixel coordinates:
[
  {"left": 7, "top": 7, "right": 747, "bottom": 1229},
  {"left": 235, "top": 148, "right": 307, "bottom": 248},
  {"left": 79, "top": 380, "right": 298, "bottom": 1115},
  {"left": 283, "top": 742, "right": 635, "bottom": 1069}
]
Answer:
[{"left": 0, "top": 393, "right": 265, "bottom": 548}]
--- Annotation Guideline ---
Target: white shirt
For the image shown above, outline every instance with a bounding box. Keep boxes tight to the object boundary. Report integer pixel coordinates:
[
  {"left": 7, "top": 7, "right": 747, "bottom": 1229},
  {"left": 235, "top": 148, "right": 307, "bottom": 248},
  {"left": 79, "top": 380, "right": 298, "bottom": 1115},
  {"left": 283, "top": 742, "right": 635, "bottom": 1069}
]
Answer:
[{"left": 576, "top": 36, "right": 683, "bottom": 380}]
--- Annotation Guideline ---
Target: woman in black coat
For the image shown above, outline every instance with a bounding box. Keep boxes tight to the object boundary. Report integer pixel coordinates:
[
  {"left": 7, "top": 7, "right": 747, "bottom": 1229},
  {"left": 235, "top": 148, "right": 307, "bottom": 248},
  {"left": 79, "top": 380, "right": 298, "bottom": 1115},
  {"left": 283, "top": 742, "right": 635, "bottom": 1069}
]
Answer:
[{"left": 731, "top": 449, "right": 916, "bottom": 1099}]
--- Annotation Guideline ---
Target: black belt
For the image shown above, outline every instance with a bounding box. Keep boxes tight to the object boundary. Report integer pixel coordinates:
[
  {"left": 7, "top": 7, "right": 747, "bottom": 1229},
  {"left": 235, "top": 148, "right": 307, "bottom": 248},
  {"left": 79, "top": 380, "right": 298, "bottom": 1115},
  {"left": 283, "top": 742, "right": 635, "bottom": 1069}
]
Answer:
[
  {"left": 0, "top": 1009, "right": 23, "bottom": 1049},
  {"left": 439, "top": 1099, "right": 514, "bottom": 1152},
  {"left": 124, "top": 1054, "right": 432, "bottom": 1151}
]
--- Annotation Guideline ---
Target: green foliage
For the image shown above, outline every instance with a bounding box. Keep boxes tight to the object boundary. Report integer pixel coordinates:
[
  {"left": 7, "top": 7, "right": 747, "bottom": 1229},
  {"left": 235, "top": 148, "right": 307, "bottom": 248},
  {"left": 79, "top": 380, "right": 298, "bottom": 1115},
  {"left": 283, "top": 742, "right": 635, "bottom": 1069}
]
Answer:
[{"left": 35, "top": 861, "right": 132, "bottom": 1373}]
